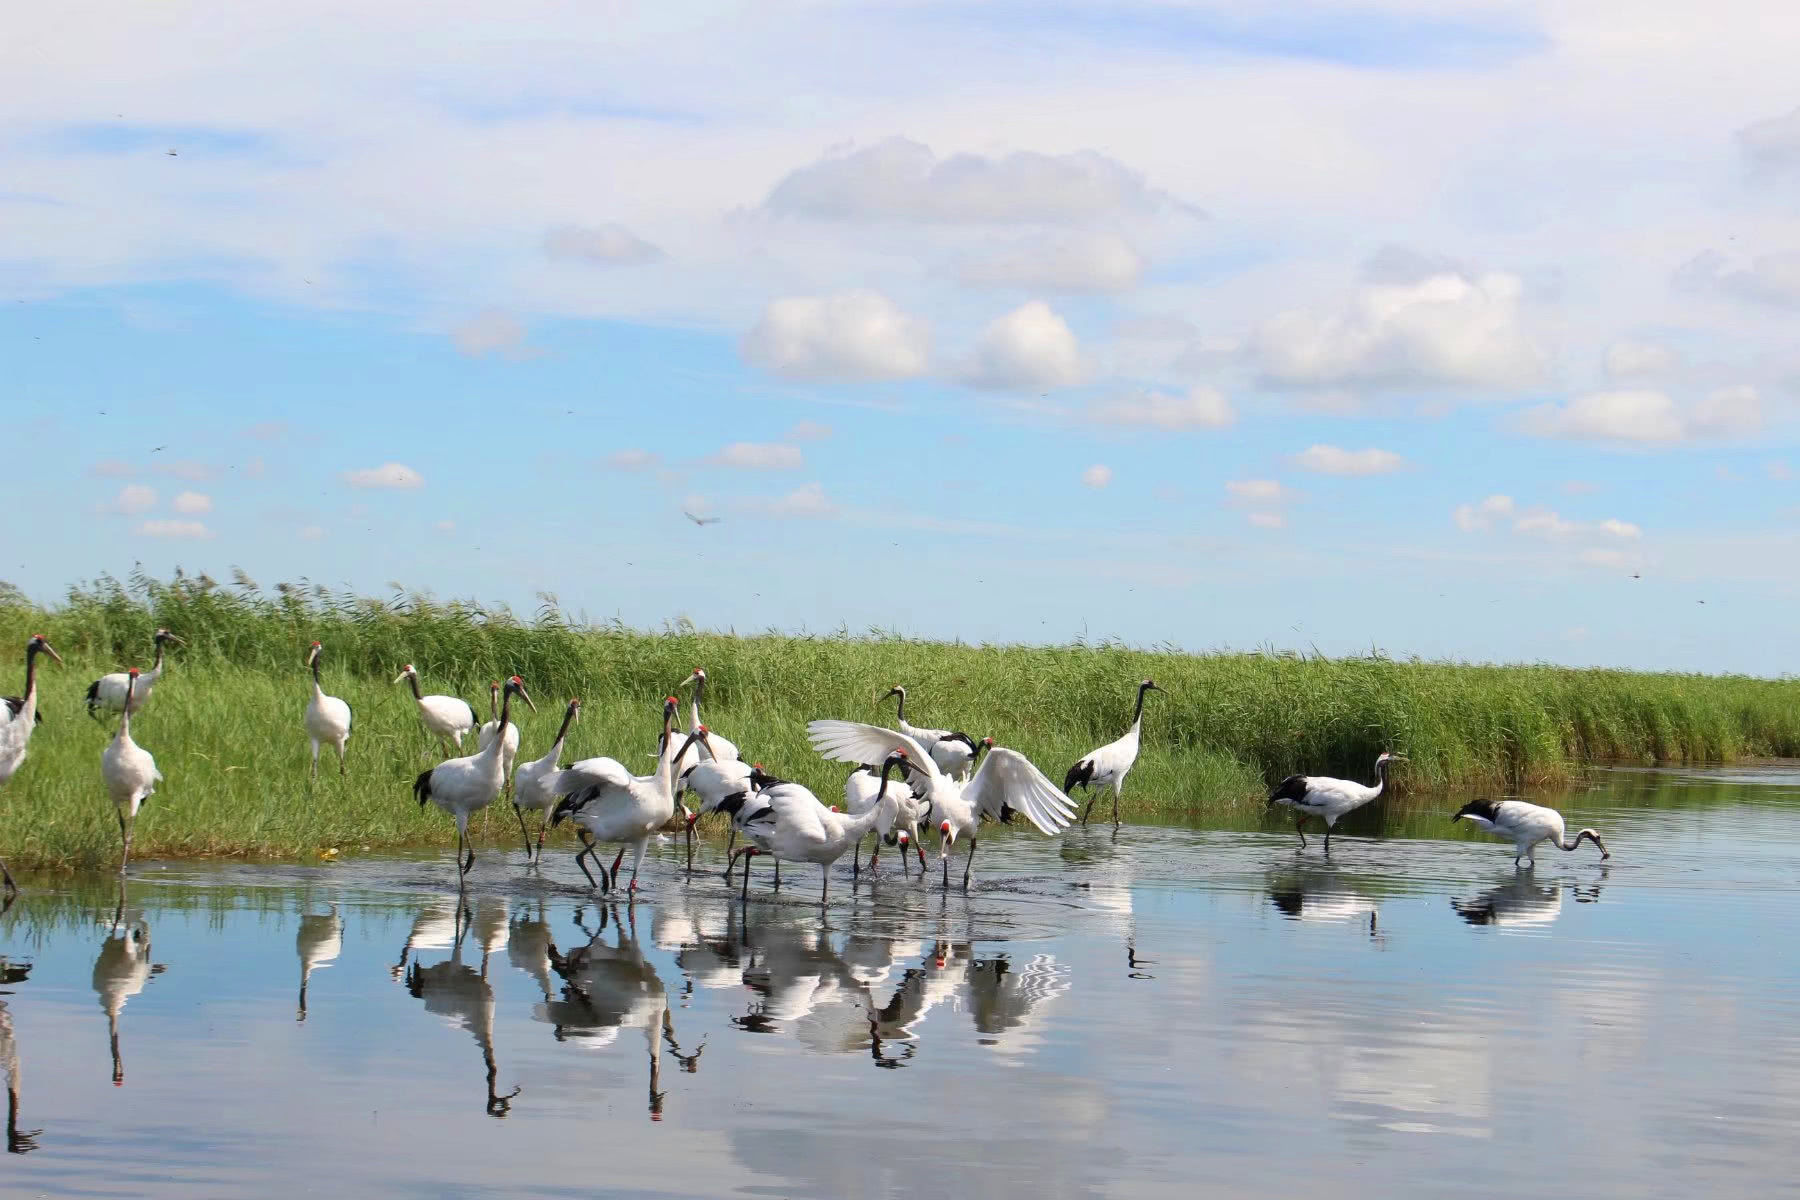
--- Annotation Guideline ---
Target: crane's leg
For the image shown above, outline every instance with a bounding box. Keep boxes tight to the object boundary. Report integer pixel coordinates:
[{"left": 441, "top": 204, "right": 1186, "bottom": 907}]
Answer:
[
  {"left": 962, "top": 837, "right": 979, "bottom": 891},
  {"left": 609, "top": 847, "right": 626, "bottom": 891},
  {"left": 310, "top": 739, "right": 320, "bottom": 782},
  {"left": 573, "top": 834, "right": 598, "bottom": 889},
  {"left": 868, "top": 836, "right": 881, "bottom": 876},
  {"left": 1323, "top": 826, "right": 1332, "bottom": 855},
  {"left": 627, "top": 840, "right": 648, "bottom": 896},
  {"left": 820, "top": 864, "right": 830, "bottom": 906},
  {"left": 0, "top": 855, "right": 15, "bottom": 898},
  {"left": 512, "top": 804, "right": 533, "bottom": 859},
  {"left": 1080, "top": 791, "right": 1096, "bottom": 827},
  {"left": 774, "top": 860, "right": 782, "bottom": 890},
  {"left": 1294, "top": 817, "right": 1308, "bottom": 850},
  {"left": 942, "top": 851, "right": 950, "bottom": 891},
  {"left": 726, "top": 827, "right": 737, "bottom": 856},
  {"left": 1111, "top": 782, "right": 1123, "bottom": 827},
  {"left": 116, "top": 808, "right": 132, "bottom": 874},
  {"left": 914, "top": 831, "right": 927, "bottom": 874},
  {"left": 727, "top": 847, "right": 757, "bottom": 900},
  {"left": 337, "top": 739, "right": 348, "bottom": 777},
  {"left": 853, "top": 835, "right": 863, "bottom": 880},
  {"left": 458, "top": 816, "right": 475, "bottom": 875}
]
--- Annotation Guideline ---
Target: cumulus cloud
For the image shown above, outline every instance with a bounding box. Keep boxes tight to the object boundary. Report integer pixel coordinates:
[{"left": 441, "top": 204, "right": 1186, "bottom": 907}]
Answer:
[
  {"left": 1517, "top": 386, "right": 1763, "bottom": 444},
  {"left": 171, "top": 490, "right": 213, "bottom": 514},
  {"left": 742, "top": 290, "right": 930, "bottom": 381},
  {"left": 542, "top": 223, "right": 664, "bottom": 265},
  {"left": 90, "top": 459, "right": 134, "bottom": 479},
  {"left": 606, "top": 449, "right": 660, "bottom": 471},
  {"left": 752, "top": 482, "right": 838, "bottom": 518},
  {"left": 1225, "top": 479, "right": 1293, "bottom": 505},
  {"left": 1676, "top": 249, "right": 1800, "bottom": 308},
  {"left": 764, "top": 137, "right": 1190, "bottom": 225},
  {"left": 1246, "top": 512, "right": 1285, "bottom": 529},
  {"left": 957, "top": 231, "right": 1145, "bottom": 293},
  {"left": 136, "top": 519, "right": 214, "bottom": 539},
  {"left": 1091, "top": 385, "right": 1233, "bottom": 430},
  {"left": 155, "top": 459, "right": 218, "bottom": 482},
  {"left": 784, "top": 420, "right": 833, "bottom": 442},
  {"left": 1455, "top": 495, "right": 1643, "bottom": 543},
  {"left": 959, "top": 300, "right": 1082, "bottom": 390},
  {"left": 1293, "top": 444, "right": 1405, "bottom": 476},
  {"left": 1604, "top": 339, "right": 1680, "bottom": 379},
  {"left": 451, "top": 309, "right": 533, "bottom": 358},
  {"left": 1452, "top": 494, "right": 1514, "bottom": 532},
  {"left": 342, "top": 462, "right": 424, "bottom": 489},
  {"left": 1737, "top": 106, "right": 1800, "bottom": 172},
  {"left": 706, "top": 442, "right": 804, "bottom": 471},
  {"left": 102, "top": 484, "right": 157, "bottom": 514},
  {"left": 1081, "top": 464, "right": 1112, "bottom": 488},
  {"left": 1253, "top": 270, "right": 1544, "bottom": 391}
]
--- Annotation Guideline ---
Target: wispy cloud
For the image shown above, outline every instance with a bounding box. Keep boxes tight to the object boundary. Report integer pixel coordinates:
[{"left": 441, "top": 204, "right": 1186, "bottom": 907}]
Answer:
[
  {"left": 1516, "top": 386, "right": 1763, "bottom": 445},
  {"left": 1292, "top": 444, "right": 1405, "bottom": 476},
  {"left": 101, "top": 484, "right": 156, "bottom": 514},
  {"left": 451, "top": 309, "right": 535, "bottom": 359},
  {"left": 606, "top": 449, "right": 661, "bottom": 471},
  {"left": 1081, "top": 464, "right": 1112, "bottom": 488},
  {"left": 137, "top": 518, "right": 214, "bottom": 539},
  {"left": 171, "top": 490, "right": 212, "bottom": 514},
  {"left": 706, "top": 442, "right": 804, "bottom": 471},
  {"left": 542, "top": 223, "right": 663, "bottom": 265},
  {"left": 342, "top": 462, "right": 424, "bottom": 489},
  {"left": 1092, "top": 386, "right": 1233, "bottom": 430}
]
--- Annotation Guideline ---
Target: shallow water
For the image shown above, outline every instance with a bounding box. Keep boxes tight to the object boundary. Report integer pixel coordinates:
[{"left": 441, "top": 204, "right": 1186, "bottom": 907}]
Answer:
[{"left": 2, "top": 767, "right": 1798, "bottom": 1198}]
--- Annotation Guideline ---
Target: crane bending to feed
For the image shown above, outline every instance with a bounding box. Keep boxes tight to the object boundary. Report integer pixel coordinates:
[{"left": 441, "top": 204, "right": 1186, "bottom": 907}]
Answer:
[
  {"left": 1453, "top": 799, "right": 1611, "bottom": 867},
  {"left": 1268, "top": 751, "right": 1403, "bottom": 854},
  {"left": 395, "top": 664, "right": 480, "bottom": 756},
  {"left": 1065, "top": 678, "right": 1163, "bottom": 827},
  {"left": 730, "top": 751, "right": 911, "bottom": 905}
]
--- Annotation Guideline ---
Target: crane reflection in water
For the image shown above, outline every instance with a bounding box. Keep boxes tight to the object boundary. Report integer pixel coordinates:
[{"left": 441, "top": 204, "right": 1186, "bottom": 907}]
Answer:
[{"left": 401, "top": 896, "right": 520, "bottom": 1117}]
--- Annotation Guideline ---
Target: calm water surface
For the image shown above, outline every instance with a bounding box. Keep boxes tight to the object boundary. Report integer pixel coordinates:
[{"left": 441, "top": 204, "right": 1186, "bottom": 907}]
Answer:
[{"left": 2, "top": 767, "right": 1798, "bottom": 1198}]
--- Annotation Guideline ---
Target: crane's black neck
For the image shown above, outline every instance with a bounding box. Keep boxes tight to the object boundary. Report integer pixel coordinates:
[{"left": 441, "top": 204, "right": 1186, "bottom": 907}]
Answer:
[
  {"left": 691, "top": 674, "right": 706, "bottom": 712},
  {"left": 1132, "top": 681, "right": 1154, "bottom": 724},
  {"left": 1372, "top": 757, "right": 1391, "bottom": 792},
  {"left": 496, "top": 685, "right": 514, "bottom": 735},
  {"left": 407, "top": 673, "right": 423, "bottom": 701},
  {"left": 892, "top": 688, "right": 907, "bottom": 722},
  {"left": 120, "top": 674, "right": 137, "bottom": 733},
  {"left": 489, "top": 685, "right": 500, "bottom": 722},
  {"left": 22, "top": 641, "right": 42, "bottom": 701},
  {"left": 310, "top": 651, "right": 322, "bottom": 687},
  {"left": 150, "top": 641, "right": 165, "bottom": 673},
  {"left": 552, "top": 704, "right": 578, "bottom": 749}
]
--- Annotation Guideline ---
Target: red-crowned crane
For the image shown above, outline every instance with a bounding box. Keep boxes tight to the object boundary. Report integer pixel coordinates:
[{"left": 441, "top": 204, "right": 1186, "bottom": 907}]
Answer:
[
  {"left": 879, "top": 686, "right": 980, "bottom": 780},
  {"left": 394, "top": 663, "right": 480, "bottom": 756},
  {"left": 1064, "top": 678, "right": 1163, "bottom": 827},
  {"left": 302, "top": 642, "right": 352, "bottom": 780},
  {"left": 0, "top": 635, "right": 63, "bottom": 895},
  {"left": 1453, "top": 799, "right": 1611, "bottom": 867},
  {"left": 85, "top": 629, "right": 182, "bottom": 720},
  {"left": 667, "top": 668, "right": 740, "bottom": 774},
  {"left": 101, "top": 670, "right": 162, "bottom": 873},
  {"left": 807, "top": 720, "right": 1076, "bottom": 891},
  {"left": 413, "top": 676, "right": 537, "bottom": 882},
  {"left": 1268, "top": 752, "right": 1404, "bottom": 854},
  {"left": 512, "top": 698, "right": 581, "bottom": 863},
  {"left": 549, "top": 713, "right": 706, "bottom": 897},
  {"left": 844, "top": 761, "right": 926, "bottom": 877},
  {"left": 477, "top": 681, "right": 524, "bottom": 789},
  {"left": 729, "top": 751, "right": 910, "bottom": 906}
]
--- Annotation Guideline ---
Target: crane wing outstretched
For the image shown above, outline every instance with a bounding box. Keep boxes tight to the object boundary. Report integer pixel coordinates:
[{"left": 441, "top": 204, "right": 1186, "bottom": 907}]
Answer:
[
  {"left": 806, "top": 721, "right": 940, "bottom": 784},
  {"left": 963, "top": 747, "right": 1077, "bottom": 835}
]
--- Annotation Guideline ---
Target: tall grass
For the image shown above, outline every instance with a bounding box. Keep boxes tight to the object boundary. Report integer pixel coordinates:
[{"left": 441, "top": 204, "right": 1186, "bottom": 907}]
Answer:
[{"left": 0, "top": 569, "right": 1794, "bottom": 870}]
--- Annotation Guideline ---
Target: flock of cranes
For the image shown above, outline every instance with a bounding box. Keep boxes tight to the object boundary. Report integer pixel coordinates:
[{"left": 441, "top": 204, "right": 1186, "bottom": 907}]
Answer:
[{"left": 0, "top": 631, "right": 1614, "bottom": 896}]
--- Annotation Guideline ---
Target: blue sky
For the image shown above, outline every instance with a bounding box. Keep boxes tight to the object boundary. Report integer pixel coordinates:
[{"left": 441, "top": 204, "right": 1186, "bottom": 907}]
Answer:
[{"left": 4, "top": 1, "right": 1799, "bottom": 673}]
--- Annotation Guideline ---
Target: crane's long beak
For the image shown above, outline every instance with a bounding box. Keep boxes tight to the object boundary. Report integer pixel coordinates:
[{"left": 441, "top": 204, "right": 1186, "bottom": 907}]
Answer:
[
  {"left": 393, "top": 671, "right": 410, "bottom": 685},
  {"left": 41, "top": 643, "right": 64, "bottom": 667},
  {"left": 517, "top": 685, "right": 539, "bottom": 714}
]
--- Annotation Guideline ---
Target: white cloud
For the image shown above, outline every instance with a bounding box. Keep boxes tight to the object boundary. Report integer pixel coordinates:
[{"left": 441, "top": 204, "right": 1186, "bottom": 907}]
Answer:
[
  {"left": 1253, "top": 271, "right": 1544, "bottom": 391},
  {"left": 542, "top": 223, "right": 663, "bottom": 265},
  {"left": 1677, "top": 249, "right": 1800, "bottom": 308},
  {"left": 1226, "top": 479, "right": 1292, "bottom": 505},
  {"left": 1604, "top": 339, "right": 1680, "bottom": 379},
  {"left": 957, "top": 232, "right": 1145, "bottom": 293},
  {"left": 90, "top": 459, "right": 134, "bottom": 479},
  {"left": 1091, "top": 385, "right": 1233, "bottom": 430},
  {"left": 155, "top": 459, "right": 218, "bottom": 482},
  {"left": 1738, "top": 106, "right": 1800, "bottom": 171},
  {"left": 136, "top": 519, "right": 214, "bottom": 540},
  {"left": 342, "top": 462, "right": 424, "bottom": 489},
  {"left": 960, "top": 300, "right": 1082, "bottom": 390},
  {"left": 706, "top": 442, "right": 804, "bottom": 471},
  {"left": 1513, "top": 508, "right": 1578, "bottom": 538},
  {"left": 1246, "top": 512, "right": 1285, "bottom": 529},
  {"left": 756, "top": 482, "right": 838, "bottom": 519},
  {"left": 103, "top": 484, "right": 157, "bottom": 514},
  {"left": 1598, "top": 519, "right": 1642, "bottom": 539},
  {"left": 1453, "top": 494, "right": 1515, "bottom": 532},
  {"left": 451, "top": 309, "right": 532, "bottom": 358},
  {"left": 764, "top": 136, "right": 1189, "bottom": 225},
  {"left": 171, "top": 490, "right": 213, "bottom": 514},
  {"left": 299, "top": 524, "right": 325, "bottom": 541},
  {"left": 1081, "top": 464, "right": 1112, "bottom": 488},
  {"left": 742, "top": 290, "right": 929, "bottom": 381},
  {"left": 1293, "top": 445, "right": 1405, "bottom": 476},
  {"left": 1518, "top": 387, "right": 1762, "bottom": 444},
  {"left": 606, "top": 449, "right": 661, "bottom": 471},
  {"left": 784, "top": 420, "right": 833, "bottom": 442}
]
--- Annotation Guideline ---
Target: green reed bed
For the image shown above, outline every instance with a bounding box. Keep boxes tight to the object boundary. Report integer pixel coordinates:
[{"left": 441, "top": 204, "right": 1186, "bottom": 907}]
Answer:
[{"left": 0, "top": 570, "right": 1794, "bottom": 870}]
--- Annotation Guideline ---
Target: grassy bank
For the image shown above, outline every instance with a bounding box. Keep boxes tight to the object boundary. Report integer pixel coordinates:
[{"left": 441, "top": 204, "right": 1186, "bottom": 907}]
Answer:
[{"left": 0, "top": 571, "right": 1795, "bottom": 870}]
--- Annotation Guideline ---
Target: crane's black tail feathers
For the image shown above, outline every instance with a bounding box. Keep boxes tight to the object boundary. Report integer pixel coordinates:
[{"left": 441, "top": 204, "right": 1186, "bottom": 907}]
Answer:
[
  {"left": 85, "top": 679, "right": 103, "bottom": 718},
  {"left": 1064, "top": 760, "right": 1094, "bottom": 795},
  {"left": 412, "top": 769, "right": 433, "bottom": 808},
  {"left": 1268, "top": 775, "right": 1309, "bottom": 805}
]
